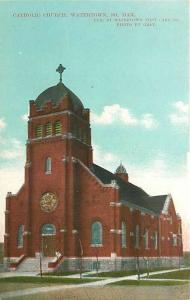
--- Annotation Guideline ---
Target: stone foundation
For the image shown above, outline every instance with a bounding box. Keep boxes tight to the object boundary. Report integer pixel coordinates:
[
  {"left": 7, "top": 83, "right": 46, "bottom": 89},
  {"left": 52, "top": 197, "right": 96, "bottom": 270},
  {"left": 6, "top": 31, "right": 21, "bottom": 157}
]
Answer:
[{"left": 57, "top": 256, "right": 184, "bottom": 272}]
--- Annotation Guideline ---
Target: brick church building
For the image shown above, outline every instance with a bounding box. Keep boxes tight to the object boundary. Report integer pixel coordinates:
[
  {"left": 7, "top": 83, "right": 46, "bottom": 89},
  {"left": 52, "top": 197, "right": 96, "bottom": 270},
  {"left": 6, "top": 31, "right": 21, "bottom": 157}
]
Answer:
[{"left": 4, "top": 65, "right": 183, "bottom": 271}]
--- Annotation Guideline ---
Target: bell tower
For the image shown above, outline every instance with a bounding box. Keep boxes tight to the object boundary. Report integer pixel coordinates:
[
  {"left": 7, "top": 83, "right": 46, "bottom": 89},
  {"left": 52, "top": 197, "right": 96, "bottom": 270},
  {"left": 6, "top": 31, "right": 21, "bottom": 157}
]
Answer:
[
  {"left": 22, "top": 65, "right": 93, "bottom": 256},
  {"left": 27, "top": 64, "right": 93, "bottom": 166}
]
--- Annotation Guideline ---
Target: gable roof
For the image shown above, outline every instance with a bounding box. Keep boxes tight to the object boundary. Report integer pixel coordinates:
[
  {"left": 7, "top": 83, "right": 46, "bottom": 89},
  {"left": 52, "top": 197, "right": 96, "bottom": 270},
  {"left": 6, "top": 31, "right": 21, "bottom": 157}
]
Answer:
[{"left": 90, "top": 163, "right": 167, "bottom": 215}]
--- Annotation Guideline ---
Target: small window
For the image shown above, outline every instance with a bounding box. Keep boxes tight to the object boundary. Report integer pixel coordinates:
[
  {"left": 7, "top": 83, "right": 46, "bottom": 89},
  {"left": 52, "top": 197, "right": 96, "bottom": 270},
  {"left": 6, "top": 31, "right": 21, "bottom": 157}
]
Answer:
[
  {"left": 35, "top": 125, "right": 43, "bottom": 138},
  {"left": 135, "top": 225, "right": 140, "bottom": 249},
  {"left": 172, "top": 234, "right": 177, "bottom": 246},
  {"left": 91, "top": 221, "right": 102, "bottom": 246},
  {"left": 45, "top": 123, "right": 52, "bottom": 136},
  {"left": 144, "top": 229, "right": 149, "bottom": 249},
  {"left": 17, "top": 225, "right": 24, "bottom": 248},
  {"left": 121, "top": 222, "right": 127, "bottom": 248},
  {"left": 41, "top": 224, "right": 56, "bottom": 235},
  {"left": 54, "top": 121, "right": 62, "bottom": 135},
  {"left": 153, "top": 231, "right": 158, "bottom": 250},
  {"left": 45, "top": 157, "right": 52, "bottom": 174}
]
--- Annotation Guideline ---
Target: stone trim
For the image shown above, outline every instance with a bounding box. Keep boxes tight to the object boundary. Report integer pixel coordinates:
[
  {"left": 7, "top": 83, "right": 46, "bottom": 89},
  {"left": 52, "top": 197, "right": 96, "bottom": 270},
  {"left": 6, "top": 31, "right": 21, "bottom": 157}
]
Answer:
[
  {"left": 25, "top": 161, "right": 32, "bottom": 168},
  {"left": 29, "top": 109, "right": 89, "bottom": 125},
  {"left": 23, "top": 231, "right": 31, "bottom": 236}
]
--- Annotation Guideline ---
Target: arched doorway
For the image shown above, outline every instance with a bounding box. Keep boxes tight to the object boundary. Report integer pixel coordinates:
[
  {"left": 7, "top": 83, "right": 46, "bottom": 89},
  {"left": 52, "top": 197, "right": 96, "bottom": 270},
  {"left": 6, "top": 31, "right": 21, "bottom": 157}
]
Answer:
[{"left": 41, "top": 224, "right": 56, "bottom": 257}]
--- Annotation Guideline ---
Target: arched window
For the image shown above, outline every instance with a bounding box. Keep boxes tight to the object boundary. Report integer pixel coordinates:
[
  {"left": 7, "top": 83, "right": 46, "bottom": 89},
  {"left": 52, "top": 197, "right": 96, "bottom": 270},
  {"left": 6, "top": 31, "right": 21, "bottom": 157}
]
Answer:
[
  {"left": 45, "top": 157, "right": 52, "bottom": 174},
  {"left": 17, "top": 225, "right": 24, "bottom": 248},
  {"left": 35, "top": 125, "right": 43, "bottom": 138},
  {"left": 45, "top": 122, "right": 52, "bottom": 136},
  {"left": 41, "top": 224, "right": 56, "bottom": 236},
  {"left": 121, "top": 222, "right": 127, "bottom": 248},
  {"left": 54, "top": 121, "right": 62, "bottom": 135},
  {"left": 144, "top": 229, "right": 149, "bottom": 249},
  {"left": 91, "top": 221, "right": 102, "bottom": 246},
  {"left": 135, "top": 225, "right": 140, "bottom": 249},
  {"left": 153, "top": 231, "right": 158, "bottom": 250}
]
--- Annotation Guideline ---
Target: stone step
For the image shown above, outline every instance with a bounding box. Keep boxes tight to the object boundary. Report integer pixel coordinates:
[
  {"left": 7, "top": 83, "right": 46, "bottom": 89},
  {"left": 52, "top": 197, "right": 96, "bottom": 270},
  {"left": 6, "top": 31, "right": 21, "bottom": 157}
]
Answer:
[{"left": 16, "top": 257, "right": 56, "bottom": 272}]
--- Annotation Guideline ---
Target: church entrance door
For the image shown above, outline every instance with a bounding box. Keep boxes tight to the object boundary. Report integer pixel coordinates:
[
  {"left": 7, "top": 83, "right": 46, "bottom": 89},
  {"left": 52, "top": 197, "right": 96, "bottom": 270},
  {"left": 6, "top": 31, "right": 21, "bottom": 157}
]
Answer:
[
  {"left": 42, "top": 235, "right": 55, "bottom": 257},
  {"left": 41, "top": 224, "right": 56, "bottom": 257}
]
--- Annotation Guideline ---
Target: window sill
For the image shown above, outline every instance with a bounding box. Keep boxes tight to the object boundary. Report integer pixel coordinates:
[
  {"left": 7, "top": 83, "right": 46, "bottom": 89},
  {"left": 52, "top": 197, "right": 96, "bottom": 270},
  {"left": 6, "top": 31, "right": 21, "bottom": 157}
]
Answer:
[
  {"left": 45, "top": 171, "right": 52, "bottom": 175},
  {"left": 91, "top": 244, "right": 103, "bottom": 247}
]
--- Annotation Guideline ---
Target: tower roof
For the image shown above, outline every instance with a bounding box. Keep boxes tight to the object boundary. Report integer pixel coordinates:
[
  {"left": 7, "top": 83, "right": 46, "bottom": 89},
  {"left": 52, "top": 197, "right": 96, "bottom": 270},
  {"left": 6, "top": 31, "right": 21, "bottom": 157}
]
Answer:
[
  {"left": 35, "top": 82, "right": 84, "bottom": 111},
  {"left": 115, "top": 163, "right": 127, "bottom": 174},
  {"left": 35, "top": 64, "right": 84, "bottom": 111}
]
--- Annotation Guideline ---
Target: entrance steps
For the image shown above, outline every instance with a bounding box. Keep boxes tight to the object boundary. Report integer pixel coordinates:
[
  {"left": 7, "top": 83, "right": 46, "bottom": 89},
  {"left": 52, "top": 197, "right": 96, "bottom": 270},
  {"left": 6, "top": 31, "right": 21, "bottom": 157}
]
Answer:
[{"left": 15, "top": 257, "right": 56, "bottom": 273}]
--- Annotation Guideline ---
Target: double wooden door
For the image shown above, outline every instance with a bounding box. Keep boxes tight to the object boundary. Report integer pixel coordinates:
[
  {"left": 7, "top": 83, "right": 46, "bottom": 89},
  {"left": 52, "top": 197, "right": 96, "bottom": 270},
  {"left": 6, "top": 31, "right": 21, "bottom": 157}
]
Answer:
[{"left": 41, "top": 235, "right": 55, "bottom": 257}]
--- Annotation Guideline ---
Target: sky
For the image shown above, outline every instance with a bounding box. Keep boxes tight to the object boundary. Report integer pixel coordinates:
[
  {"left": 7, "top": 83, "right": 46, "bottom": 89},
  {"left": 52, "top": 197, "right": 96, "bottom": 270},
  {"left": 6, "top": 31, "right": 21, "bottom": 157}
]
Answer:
[{"left": 0, "top": 1, "right": 189, "bottom": 249}]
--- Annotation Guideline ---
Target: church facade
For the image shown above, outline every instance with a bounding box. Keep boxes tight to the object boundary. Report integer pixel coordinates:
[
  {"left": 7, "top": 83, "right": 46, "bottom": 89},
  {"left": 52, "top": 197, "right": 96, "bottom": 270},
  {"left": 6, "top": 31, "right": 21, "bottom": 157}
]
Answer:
[{"left": 4, "top": 65, "right": 183, "bottom": 271}]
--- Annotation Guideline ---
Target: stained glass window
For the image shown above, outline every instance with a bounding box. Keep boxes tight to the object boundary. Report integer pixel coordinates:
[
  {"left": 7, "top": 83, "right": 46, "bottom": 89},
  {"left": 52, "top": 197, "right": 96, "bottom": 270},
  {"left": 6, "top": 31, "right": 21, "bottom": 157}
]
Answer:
[
  {"left": 17, "top": 225, "right": 24, "bottom": 248},
  {"left": 45, "top": 157, "right": 52, "bottom": 173},
  {"left": 91, "top": 221, "right": 102, "bottom": 246},
  {"left": 121, "top": 222, "right": 127, "bottom": 248}
]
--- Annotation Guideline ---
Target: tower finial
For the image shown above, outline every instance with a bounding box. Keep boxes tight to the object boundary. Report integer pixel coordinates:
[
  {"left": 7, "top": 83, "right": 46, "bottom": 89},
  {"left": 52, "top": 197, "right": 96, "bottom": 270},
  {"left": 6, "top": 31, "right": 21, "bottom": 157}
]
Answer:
[{"left": 56, "top": 64, "right": 66, "bottom": 83}]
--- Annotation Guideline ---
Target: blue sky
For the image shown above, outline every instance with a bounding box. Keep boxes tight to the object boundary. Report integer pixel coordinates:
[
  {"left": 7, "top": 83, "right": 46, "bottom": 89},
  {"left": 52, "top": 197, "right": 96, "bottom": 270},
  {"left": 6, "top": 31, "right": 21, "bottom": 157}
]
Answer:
[{"left": 0, "top": 1, "right": 189, "bottom": 248}]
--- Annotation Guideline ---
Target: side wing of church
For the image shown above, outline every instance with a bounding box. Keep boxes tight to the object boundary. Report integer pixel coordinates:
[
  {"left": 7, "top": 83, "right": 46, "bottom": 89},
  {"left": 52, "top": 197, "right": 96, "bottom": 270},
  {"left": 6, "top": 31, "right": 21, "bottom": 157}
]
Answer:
[{"left": 4, "top": 65, "right": 183, "bottom": 272}]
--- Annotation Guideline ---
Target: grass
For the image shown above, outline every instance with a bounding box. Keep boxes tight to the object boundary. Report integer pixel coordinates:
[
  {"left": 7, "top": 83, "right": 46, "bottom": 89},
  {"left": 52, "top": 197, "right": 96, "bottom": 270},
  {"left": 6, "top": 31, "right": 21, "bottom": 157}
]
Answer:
[
  {"left": 43, "top": 270, "right": 80, "bottom": 276},
  {"left": 0, "top": 276, "right": 100, "bottom": 285},
  {"left": 108, "top": 279, "right": 189, "bottom": 286},
  {"left": 149, "top": 269, "right": 190, "bottom": 280}
]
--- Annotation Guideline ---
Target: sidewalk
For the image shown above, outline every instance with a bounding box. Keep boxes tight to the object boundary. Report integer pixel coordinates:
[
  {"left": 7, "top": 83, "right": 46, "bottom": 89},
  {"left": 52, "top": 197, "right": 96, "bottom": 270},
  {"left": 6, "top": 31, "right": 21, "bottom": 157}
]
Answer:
[{"left": 0, "top": 267, "right": 189, "bottom": 299}]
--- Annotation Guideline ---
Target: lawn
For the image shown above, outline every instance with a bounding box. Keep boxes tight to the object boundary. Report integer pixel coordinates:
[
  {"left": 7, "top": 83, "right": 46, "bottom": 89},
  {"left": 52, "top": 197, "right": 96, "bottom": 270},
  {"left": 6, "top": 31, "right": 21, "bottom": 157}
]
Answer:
[
  {"left": 43, "top": 270, "right": 80, "bottom": 276},
  {"left": 108, "top": 279, "right": 189, "bottom": 286},
  {"left": 149, "top": 269, "right": 190, "bottom": 280},
  {"left": 0, "top": 276, "right": 100, "bottom": 293},
  {"left": 0, "top": 276, "right": 99, "bottom": 285}
]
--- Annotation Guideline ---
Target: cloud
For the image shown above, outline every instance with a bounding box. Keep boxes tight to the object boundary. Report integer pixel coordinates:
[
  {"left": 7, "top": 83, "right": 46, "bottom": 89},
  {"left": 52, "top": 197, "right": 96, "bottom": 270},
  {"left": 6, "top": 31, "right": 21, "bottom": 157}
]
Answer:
[
  {"left": 93, "top": 144, "right": 118, "bottom": 170},
  {"left": 0, "top": 138, "right": 24, "bottom": 160},
  {"left": 0, "top": 165, "right": 24, "bottom": 242},
  {"left": 91, "top": 104, "right": 158, "bottom": 129},
  {"left": 21, "top": 113, "right": 28, "bottom": 121},
  {"left": 0, "top": 118, "right": 6, "bottom": 131},
  {"left": 169, "top": 101, "right": 189, "bottom": 125}
]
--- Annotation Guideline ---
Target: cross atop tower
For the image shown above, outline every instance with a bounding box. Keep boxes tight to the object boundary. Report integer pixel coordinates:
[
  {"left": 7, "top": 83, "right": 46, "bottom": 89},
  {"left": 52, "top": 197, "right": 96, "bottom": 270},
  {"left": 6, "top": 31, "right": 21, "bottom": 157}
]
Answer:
[{"left": 56, "top": 64, "right": 66, "bottom": 83}]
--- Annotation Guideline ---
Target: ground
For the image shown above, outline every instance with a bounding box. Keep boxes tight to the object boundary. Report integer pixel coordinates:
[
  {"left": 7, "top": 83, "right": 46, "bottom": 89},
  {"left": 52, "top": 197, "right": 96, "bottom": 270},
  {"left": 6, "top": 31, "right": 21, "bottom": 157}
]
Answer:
[{"left": 4, "top": 285, "right": 190, "bottom": 300}]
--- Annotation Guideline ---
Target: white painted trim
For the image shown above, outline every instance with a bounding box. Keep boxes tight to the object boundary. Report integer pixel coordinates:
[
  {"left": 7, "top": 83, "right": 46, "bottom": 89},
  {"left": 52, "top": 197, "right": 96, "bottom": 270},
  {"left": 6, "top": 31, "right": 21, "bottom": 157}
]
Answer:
[{"left": 162, "top": 194, "right": 171, "bottom": 215}]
